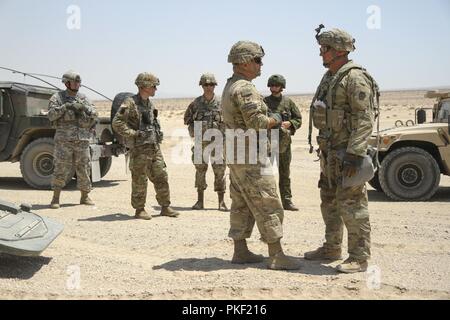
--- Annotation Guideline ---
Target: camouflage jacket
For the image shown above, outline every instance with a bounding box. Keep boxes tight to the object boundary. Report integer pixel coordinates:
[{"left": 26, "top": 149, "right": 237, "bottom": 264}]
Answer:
[
  {"left": 47, "top": 90, "right": 98, "bottom": 142},
  {"left": 112, "top": 94, "right": 162, "bottom": 149},
  {"left": 264, "top": 94, "right": 302, "bottom": 153},
  {"left": 312, "top": 61, "right": 378, "bottom": 157},
  {"left": 183, "top": 95, "right": 224, "bottom": 137},
  {"left": 222, "top": 74, "right": 272, "bottom": 163}
]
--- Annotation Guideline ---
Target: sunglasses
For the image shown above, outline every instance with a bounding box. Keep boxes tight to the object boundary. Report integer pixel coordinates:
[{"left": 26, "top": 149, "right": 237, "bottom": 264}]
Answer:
[
  {"left": 320, "top": 45, "right": 331, "bottom": 54},
  {"left": 203, "top": 83, "right": 216, "bottom": 87},
  {"left": 253, "top": 57, "right": 263, "bottom": 65}
]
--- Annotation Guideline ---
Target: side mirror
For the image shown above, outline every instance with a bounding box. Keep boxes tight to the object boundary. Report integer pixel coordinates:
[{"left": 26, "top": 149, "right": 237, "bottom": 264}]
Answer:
[{"left": 417, "top": 108, "right": 426, "bottom": 124}]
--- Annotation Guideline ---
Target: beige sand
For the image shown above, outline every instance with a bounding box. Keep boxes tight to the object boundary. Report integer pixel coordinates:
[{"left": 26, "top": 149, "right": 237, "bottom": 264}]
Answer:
[{"left": 0, "top": 90, "right": 449, "bottom": 299}]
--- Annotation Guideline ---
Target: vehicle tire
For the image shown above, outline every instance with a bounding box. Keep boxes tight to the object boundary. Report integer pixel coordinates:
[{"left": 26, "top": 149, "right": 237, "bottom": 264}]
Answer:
[
  {"left": 368, "top": 171, "right": 382, "bottom": 192},
  {"left": 20, "top": 138, "right": 74, "bottom": 190},
  {"left": 99, "top": 156, "right": 112, "bottom": 178},
  {"left": 379, "top": 147, "right": 441, "bottom": 201}
]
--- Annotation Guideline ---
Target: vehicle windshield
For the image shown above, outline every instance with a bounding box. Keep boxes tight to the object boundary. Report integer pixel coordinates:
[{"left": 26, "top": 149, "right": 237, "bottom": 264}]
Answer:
[{"left": 437, "top": 100, "right": 450, "bottom": 122}]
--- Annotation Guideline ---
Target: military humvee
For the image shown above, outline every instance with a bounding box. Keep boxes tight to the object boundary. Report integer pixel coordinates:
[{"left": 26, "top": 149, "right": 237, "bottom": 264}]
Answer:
[
  {"left": 0, "top": 82, "right": 124, "bottom": 189},
  {"left": 369, "top": 90, "right": 450, "bottom": 201}
]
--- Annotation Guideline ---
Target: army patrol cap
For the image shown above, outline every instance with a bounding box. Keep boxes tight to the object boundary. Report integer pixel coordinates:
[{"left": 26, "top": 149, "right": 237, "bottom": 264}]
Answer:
[
  {"left": 62, "top": 70, "right": 81, "bottom": 83},
  {"left": 317, "top": 28, "right": 356, "bottom": 52},
  {"left": 267, "top": 74, "right": 286, "bottom": 89},
  {"left": 135, "top": 72, "right": 160, "bottom": 88},
  {"left": 227, "top": 41, "right": 265, "bottom": 64},
  {"left": 199, "top": 73, "right": 217, "bottom": 86}
]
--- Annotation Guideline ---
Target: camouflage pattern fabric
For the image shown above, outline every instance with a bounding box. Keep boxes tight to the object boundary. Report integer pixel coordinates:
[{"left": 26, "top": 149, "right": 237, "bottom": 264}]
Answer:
[
  {"left": 51, "top": 140, "right": 91, "bottom": 192},
  {"left": 264, "top": 94, "right": 302, "bottom": 204},
  {"left": 129, "top": 144, "right": 170, "bottom": 209},
  {"left": 48, "top": 90, "right": 97, "bottom": 191},
  {"left": 184, "top": 95, "right": 226, "bottom": 192},
  {"left": 312, "top": 60, "right": 377, "bottom": 261},
  {"left": 112, "top": 94, "right": 171, "bottom": 209},
  {"left": 222, "top": 74, "right": 284, "bottom": 244}
]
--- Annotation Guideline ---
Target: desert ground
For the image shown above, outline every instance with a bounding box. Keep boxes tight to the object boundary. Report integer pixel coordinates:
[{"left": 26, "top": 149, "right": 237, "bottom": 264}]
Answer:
[{"left": 0, "top": 90, "right": 449, "bottom": 299}]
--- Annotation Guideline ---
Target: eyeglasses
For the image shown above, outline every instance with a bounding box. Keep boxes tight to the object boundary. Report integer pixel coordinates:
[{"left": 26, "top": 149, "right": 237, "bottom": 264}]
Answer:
[
  {"left": 320, "top": 45, "right": 331, "bottom": 54},
  {"left": 253, "top": 57, "right": 263, "bottom": 65}
]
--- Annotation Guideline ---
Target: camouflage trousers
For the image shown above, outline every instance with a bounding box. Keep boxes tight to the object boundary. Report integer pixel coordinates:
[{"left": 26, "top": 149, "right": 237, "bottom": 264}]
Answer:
[
  {"left": 191, "top": 144, "right": 226, "bottom": 192},
  {"left": 129, "top": 144, "right": 171, "bottom": 209},
  {"left": 278, "top": 144, "right": 292, "bottom": 204},
  {"left": 319, "top": 150, "right": 371, "bottom": 261},
  {"left": 228, "top": 162, "right": 284, "bottom": 244},
  {"left": 52, "top": 140, "right": 91, "bottom": 192}
]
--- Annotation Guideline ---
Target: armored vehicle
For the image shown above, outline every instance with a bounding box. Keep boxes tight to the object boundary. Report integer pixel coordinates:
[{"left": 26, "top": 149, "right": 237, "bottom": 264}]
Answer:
[
  {"left": 0, "top": 199, "right": 63, "bottom": 256},
  {"left": 369, "top": 91, "right": 450, "bottom": 201},
  {"left": 0, "top": 82, "right": 124, "bottom": 189}
]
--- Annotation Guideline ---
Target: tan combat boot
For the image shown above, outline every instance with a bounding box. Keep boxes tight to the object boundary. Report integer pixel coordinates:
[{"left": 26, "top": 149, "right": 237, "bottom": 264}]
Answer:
[
  {"left": 135, "top": 208, "right": 152, "bottom": 220},
  {"left": 50, "top": 189, "right": 61, "bottom": 209},
  {"left": 80, "top": 191, "right": 95, "bottom": 206},
  {"left": 231, "top": 240, "right": 264, "bottom": 264},
  {"left": 304, "top": 246, "right": 342, "bottom": 261},
  {"left": 218, "top": 192, "right": 228, "bottom": 212},
  {"left": 160, "top": 206, "right": 180, "bottom": 218},
  {"left": 336, "top": 258, "right": 368, "bottom": 274},
  {"left": 267, "top": 241, "right": 301, "bottom": 270},
  {"left": 283, "top": 200, "right": 299, "bottom": 212},
  {"left": 192, "top": 191, "right": 204, "bottom": 210}
]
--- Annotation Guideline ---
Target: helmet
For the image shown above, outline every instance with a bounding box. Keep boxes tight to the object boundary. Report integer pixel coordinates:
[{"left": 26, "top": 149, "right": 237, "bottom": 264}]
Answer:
[
  {"left": 62, "top": 70, "right": 81, "bottom": 84},
  {"left": 199, "top": 73, "right": 217, "bottom": 86},
  {"left": 317, "top": 28, "right": 356, "bottom": 52},
  {"left": 227, "top": 41, "right": 265, "bottom": 64},
  {"left": 135, "top": 72, "right": 160, "bottom": 88},
  {"left": 267, "top": 74, "right": 286, "bottom": 88}
]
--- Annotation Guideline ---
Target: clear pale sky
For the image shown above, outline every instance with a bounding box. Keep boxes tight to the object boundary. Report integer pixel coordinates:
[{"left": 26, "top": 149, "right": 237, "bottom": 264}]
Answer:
[{"left": 1, "top": 0, "right": 449, "bottom": 99}]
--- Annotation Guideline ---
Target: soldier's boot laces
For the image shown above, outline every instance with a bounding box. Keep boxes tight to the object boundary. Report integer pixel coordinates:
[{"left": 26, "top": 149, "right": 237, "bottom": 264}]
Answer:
[
  {"left": 80, "top": 191, "right": 95, "bottom": 206},
  {"left": 192, "top": 191, "right": 204, "bottom": 210},
  {"left": 267, "top": 241, "right": 301, "bottom": 270},
  {"left": 160, "top": 206, "right": 180, "bottom": 218},
  {"left": 50, "top": 189, "right": 61, "bottom": 209},
  {"left": 218, "top": 192, "right": 229, "bottom": 212},
  {"left": 135, "top": 208, "right": 152, "bottom": 220},
  {"left": 231, "top": 240, "right": 264, "bottom": 264},
  {"left": 336, "top": 258, "right": 368, "bottom": 274},
  {"left": 283, "top": 200, "right": 299, "bottom": 212},
  {"left": 304, "top": 246, "right": 343, "bottom": 261}
]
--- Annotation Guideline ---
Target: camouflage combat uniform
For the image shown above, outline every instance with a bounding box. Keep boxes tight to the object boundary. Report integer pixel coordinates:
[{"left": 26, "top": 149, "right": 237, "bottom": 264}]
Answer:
[
  {"left": 307, "top": 28, "right": 379, "bottom": 271},
  {"left": 184, "top": 94, "right": 226, "bottom": 193},
  {"left": 112, "top": 95, "right": 171, "bottom": 210},
  {"left": 264, "top": 93, "right": 302, "bottom": 207},
  {"left": 48, "top": 90, "right": 97, "bottom": 192}
]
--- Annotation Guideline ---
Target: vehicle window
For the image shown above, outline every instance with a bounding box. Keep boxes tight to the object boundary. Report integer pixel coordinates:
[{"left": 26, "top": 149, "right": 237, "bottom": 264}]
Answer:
[
  {"left": 0, "top": 90, "right": 3, "bottom": 117},
  {"left": 26, "top": 92, "right": 51, "bottom": 116},
  {"left": 0, "top": 90, "right": 12, "bottom": 120},
  {"left": 438, "top": 101, "right": 450, "bottom": 122}
]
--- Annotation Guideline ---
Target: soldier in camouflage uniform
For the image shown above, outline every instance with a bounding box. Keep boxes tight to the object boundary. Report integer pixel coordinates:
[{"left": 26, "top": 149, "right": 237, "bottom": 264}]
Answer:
[
  {"left": 112, "top": 73, "right": 180, "bottom": 220},
  {"left": 222, "top": 41, "right": 300, "bottom": 270},
  {"left": 264, "top": 75, "right": 302, "bottom": 211},
  {"left": 304, "top": 27, "right": 379, "bottom": 273},
  {"left": 184, "top": 73, "right": 228, "bottom": 211},
  {"left": 48, "top": 71, "right": 98, "bottom": 209}
]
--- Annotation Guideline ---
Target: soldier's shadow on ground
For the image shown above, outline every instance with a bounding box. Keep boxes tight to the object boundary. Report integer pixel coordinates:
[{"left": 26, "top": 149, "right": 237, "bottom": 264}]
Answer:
[
  {"left": 0, "top": 253, "right": 52, "bottom": 280},
  {"left": 30, "top": 203, "right": 80, "bottom": 211},
  {"left": 78, "top": 213, "right": 135, "bottom": 222},
  {"left": 368, "top": 187, "right": 450, "bottom": 203},
  {"left": 0, "top": 177, "right": 124, "bottom": 191},
  {"left": 153, "top": 257, "right": 337, "bottom": 275},
  {"left": 151, "top": 206, "right": 194, "bottom": 212},
  {"left": 92, "top": 179, "right": 126, "bottom": 188}
]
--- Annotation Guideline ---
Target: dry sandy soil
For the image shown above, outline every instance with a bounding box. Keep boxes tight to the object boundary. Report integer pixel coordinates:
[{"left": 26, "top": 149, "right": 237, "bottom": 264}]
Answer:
[{"left": 0, "top": 90, "right": 449, "bottom": 300}]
